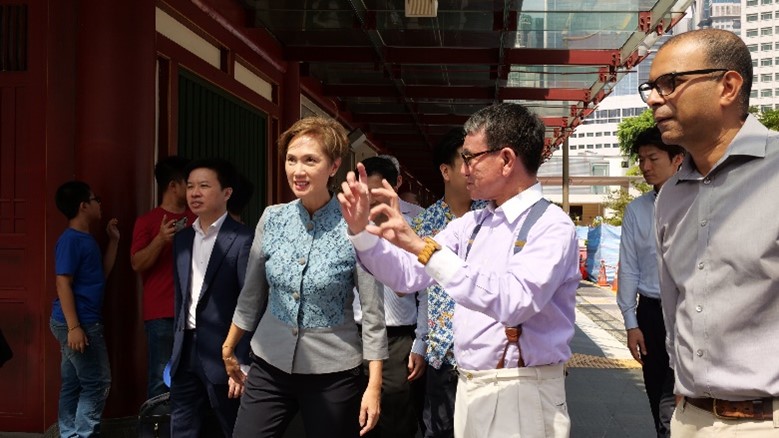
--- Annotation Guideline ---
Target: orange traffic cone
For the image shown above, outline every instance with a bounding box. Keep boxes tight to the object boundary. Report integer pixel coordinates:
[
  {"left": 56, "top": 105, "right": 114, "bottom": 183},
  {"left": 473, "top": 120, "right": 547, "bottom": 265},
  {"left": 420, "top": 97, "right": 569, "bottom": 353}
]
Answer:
[
  {"left": 611, "top": 264, "right": 619, "bottom": 292},
  {"left": 597, "top": 260, "right": 608, "bottom": 287}
]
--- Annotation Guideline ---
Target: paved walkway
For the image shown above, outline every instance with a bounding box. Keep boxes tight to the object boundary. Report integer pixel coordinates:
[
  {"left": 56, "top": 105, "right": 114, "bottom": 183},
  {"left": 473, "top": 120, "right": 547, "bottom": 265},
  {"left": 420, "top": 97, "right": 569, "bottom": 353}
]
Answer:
[
  {"left": 0, "top": 282, "right": 658, "bottom": 438},
  {"left": 566, "top": 282, "right": 656, "bottom": 438}
]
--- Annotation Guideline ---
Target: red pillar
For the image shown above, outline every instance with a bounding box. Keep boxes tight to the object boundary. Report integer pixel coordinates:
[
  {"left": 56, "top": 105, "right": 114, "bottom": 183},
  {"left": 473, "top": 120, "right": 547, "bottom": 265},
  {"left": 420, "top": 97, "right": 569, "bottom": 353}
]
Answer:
[{"left": 74, "top": 0, "right": 157, "bottom": 416}]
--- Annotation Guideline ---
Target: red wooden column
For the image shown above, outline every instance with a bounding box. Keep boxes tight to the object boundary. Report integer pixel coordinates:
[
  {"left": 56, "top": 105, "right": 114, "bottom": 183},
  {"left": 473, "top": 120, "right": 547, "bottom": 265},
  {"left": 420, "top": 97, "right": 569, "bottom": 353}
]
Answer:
[
  {"left": 73, "top": 0, "right": 157, "bottom": 416},
  {"left": 0, "top": 0, "right": 51, "bottom": 431}
]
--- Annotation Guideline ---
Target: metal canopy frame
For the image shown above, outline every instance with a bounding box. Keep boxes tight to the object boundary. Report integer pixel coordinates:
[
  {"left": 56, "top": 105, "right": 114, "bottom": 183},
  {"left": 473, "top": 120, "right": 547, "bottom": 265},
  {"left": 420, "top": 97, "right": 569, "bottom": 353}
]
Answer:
[{"left": 203, "top": 0, "right": 693, "bottom": 194}]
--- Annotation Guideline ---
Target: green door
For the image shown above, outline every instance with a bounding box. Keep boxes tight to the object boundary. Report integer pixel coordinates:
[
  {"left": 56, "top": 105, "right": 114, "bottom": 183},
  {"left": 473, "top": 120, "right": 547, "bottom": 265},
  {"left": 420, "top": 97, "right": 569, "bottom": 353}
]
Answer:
[{"left": 178, "top": 69, "right": 267, "bottom": 227}]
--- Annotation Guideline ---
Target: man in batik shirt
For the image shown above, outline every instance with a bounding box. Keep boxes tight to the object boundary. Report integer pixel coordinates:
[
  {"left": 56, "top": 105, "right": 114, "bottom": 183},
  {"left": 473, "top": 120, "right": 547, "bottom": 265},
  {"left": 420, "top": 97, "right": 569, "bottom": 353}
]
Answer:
[{"left": 412, "top": 128, "right": 486, "bottom": 438}]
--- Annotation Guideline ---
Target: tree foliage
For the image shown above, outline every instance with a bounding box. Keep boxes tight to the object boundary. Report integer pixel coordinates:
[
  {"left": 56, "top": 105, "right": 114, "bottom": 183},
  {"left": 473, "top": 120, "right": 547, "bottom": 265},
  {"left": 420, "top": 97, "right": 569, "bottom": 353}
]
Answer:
[
  {"left": 757, "top": 108, "right": 779, "bottom": 131},
  {"left": 602, "top": 189, "right": 633, "bottom": 226},
  {"left": 617, "top": 109, "right": 655, "bottom": 160}
]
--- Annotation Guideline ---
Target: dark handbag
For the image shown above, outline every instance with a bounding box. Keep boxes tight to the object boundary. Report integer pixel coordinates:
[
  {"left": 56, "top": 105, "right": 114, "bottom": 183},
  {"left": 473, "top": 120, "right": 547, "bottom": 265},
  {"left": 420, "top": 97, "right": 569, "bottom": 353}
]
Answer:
[{"left": 138, "top": 392, "right": 171, "bottom": 438}]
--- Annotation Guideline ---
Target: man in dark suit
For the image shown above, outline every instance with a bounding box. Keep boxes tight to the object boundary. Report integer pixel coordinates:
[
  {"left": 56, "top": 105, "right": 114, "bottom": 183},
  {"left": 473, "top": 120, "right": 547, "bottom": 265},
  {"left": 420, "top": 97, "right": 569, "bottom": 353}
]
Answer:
[{"left": 170, "top": 158, "right": 253, "bottom": 438}]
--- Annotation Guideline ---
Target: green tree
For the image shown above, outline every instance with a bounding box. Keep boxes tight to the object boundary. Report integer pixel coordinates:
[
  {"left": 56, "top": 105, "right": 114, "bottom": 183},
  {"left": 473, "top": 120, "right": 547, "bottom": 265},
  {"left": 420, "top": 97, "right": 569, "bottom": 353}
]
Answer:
[
  {"left": 757, "top": 108, "right": 779, "bottom": 131},
  {"left": 602, "top": 189, "right": 633, "bottom": 226},
  {"left": 617, "top": 109, "right": 654, "bottom": 159}
]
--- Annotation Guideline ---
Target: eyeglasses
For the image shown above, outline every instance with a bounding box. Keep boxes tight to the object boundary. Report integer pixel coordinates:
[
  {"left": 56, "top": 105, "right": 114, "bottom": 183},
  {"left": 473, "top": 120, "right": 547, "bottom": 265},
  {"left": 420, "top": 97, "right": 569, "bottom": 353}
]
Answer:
[
  {"left": 88, "top": 196, "right": 102, "bottom": 204},
  {"left": 638, "top": 68, "right": 729, "bottom": 103},
  {"left": 460, "top": 149, "right": 499, "bottom": 167}
]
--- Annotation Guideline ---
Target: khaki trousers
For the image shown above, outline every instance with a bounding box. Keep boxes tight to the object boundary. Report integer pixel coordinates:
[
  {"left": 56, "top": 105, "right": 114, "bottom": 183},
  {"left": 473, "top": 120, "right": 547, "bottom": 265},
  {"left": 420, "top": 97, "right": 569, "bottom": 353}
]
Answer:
[
  {"left": 454, "top": 363, "right": 569, "bottom": 438},
  {"left": 671, "top": 398, "right": 779, "bottom": 437}
]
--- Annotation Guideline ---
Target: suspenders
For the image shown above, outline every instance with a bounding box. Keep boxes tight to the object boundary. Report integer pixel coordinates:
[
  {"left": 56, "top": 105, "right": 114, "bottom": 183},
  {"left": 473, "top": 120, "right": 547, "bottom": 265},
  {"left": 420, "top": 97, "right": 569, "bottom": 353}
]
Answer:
[{"left": 465, "top": 198, "right": 551, "bottom": 369}]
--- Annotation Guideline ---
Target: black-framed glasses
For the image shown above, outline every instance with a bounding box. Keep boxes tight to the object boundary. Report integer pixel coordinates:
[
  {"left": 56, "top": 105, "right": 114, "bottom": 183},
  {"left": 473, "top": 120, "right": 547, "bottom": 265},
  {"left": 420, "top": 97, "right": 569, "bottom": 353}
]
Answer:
[
  {"left": 638, "top": 68, "right": 729, "bottom": 103},
  {"left": 461, "top": 149, "right": 499, "bottom": 166},
  {"left": 88, "top": 196, "right": 102, "bottom": 204}
]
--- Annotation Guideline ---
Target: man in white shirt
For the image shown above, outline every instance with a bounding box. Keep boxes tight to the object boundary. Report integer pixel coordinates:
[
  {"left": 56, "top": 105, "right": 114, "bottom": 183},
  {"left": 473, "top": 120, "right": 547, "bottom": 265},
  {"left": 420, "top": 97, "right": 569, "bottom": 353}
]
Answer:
[
  {"left": 379, "top": 154, "right": 424, "bottom": 218},
  {"left": 353, "top": 156, "right": 427, "bottom": 438},
  {"left": 617, "top": 127, "right": 683, "bottom": 438}
]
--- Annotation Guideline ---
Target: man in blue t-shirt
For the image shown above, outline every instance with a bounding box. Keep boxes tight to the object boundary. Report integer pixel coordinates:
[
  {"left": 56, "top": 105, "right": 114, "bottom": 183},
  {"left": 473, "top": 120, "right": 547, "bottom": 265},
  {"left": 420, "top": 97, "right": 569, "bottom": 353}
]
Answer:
[{"left": 50, "top": 180, "right": 119, "bottom": 438}]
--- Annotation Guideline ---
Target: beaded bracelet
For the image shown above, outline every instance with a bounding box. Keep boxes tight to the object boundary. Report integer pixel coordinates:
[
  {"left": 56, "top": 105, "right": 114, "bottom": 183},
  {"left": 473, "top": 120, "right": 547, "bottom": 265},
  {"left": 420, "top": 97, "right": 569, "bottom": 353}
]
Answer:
[{"left": 417, "top": 237, "right": 442, "bottom": 265}]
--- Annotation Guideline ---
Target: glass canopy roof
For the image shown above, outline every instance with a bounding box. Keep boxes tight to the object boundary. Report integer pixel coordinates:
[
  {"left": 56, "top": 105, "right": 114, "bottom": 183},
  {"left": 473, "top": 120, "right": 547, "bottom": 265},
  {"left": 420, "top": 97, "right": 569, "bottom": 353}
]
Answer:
[{"left": 226, "top": 0, "right": 692, "bottom": 193}]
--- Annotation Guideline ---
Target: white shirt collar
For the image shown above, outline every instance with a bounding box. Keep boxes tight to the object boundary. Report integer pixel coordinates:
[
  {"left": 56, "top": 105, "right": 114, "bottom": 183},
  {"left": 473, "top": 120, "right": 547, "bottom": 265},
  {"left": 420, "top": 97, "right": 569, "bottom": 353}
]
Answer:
[
  {"left": 494, "top": 182, "right": 544, "bottom": 223},
  {"left": 192, "top": 211, "right": 228, "bottom": 237}
]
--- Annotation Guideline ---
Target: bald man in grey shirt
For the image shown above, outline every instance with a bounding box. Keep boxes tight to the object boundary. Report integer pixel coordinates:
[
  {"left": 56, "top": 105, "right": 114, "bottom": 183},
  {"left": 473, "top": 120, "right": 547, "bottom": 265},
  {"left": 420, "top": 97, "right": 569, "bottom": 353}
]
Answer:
[{"left": 645, "top": 29, "right": 779, "bottom": 436}]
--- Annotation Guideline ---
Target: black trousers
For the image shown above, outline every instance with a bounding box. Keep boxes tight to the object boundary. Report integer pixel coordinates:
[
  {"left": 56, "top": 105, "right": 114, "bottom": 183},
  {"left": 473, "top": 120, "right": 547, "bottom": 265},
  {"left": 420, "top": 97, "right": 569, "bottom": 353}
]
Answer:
[
  {"left": 233, "top": 356, "right": 365, "bottom": 438},
  {"left": 637, "top": 295, "right": 675, "bottom": 438},
  {"left": 422, "top": 362, "right": 457, "bottom": 438},
  {"left": 170, "top": 330, "right": 239, "bottom": 438},
  {"left": 363, "top": 327, "right": 423, "bottom": 438}
]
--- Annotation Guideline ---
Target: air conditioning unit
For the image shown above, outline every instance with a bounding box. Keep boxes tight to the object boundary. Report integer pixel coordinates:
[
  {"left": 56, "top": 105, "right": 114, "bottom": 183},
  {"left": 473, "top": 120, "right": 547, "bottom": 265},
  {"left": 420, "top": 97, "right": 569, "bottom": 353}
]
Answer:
[{"left": 405, "top": 0, "right": 437, "bottom": 17}]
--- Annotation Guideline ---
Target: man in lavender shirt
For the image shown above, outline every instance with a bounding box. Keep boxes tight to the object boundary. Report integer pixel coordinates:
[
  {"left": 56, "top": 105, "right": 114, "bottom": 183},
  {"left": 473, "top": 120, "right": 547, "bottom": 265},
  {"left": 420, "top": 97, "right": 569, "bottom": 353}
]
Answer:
[{"left": 339, "top": 103, "right": 580, "bottom": 438}]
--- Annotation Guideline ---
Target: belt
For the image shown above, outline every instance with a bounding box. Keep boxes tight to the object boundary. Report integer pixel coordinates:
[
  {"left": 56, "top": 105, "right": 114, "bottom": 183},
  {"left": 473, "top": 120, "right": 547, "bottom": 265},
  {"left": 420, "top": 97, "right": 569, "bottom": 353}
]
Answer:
[
  {"left": 355, "top": 324, "right": 415, "bottom": 337},
  {"left": 638, "top": 294, "right": 660, "bottom": 303},
  {"left": 685, "top": 397, "right": 775, "bottom": 420}
]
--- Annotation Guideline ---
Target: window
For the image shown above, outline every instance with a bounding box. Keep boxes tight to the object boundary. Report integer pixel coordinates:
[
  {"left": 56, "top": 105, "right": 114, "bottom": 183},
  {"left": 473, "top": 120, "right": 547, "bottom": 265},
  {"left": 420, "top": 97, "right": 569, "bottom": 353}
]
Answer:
[
  {"left": 761, "top": 43, "right": 773, "bottom": 51},
  {"left": 762, "top": 74, "right": 772, "bottom": 82},
  {"left": 761, "top": 89, "right": 773, "bottom": 97},
  {"left": 762, "top": 58, "right": 773, "bottom": 66},
  {"left": 608, "top": 109, "right": 620, "bottom": 118},
  {"left": 747, "top": 14, "right": 758, "bottom": 22},
  {"left": 586, "top": 132, "right": 594, "bottom": 137},
  {"left": 591, "top": 164, "right": 609, "bottom": 194},
  {"left": 747, "top": 29, "right": 758, "bottom": 38},
  {"left": 586, "top": 144, "right": 594, "bottom": 149},
  {"left": 763, "top": 0, "right": 773, "bottom": 5},
  {"left": 595, "top": 132, "right": 602, "bottom": 137},
  {"left": 761, "top": 27, "right": 773, "bottom": 36},
  {"left": 762, "top": 105, "right": 773, "bottom": 112},
  {"left": 595, "top": 144, "right": 603, "bottom": 149},
  {"left": 596, "top": 110, "right": 607, "bottom": 119},
  {"left": 752, "top": 59, "right": 759, "bottom": 68},
  {"left": 751, "top": 90, "right": 758, "bottom": 98},
  {"left": 775, "top": 73, "right": 779, "bottom": 81},
  {"left": 748, "top": 44, "right": 758, "bottom": 53},
  {"left": 622, "top": 108, "right": 634, "bottom": 117},
  {"left": 747, "top": 0, "right": 757, "bottom": 5},
  {"left": 762, "top": 12, "right": 773, "bottom": 20}
]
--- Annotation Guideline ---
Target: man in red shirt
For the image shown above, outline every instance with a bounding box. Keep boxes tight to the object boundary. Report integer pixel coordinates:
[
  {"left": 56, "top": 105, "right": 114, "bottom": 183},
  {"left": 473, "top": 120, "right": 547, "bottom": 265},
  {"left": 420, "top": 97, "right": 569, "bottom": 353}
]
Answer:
[{"left": 131, "top": 156, "right": 196, "bottom": 398}]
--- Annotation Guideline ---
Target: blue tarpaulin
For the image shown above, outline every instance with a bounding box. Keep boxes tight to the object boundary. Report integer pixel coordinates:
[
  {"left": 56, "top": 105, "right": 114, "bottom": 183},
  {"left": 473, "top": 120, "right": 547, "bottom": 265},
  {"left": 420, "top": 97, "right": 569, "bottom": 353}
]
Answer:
[
  {"left": 586, "top": 224, "right": 621, "bottom": 283},
  {"left": 575, "top": 226, "right": 589, "bottom": 244}
]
